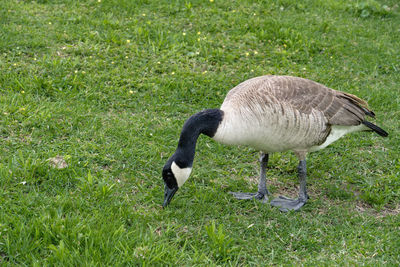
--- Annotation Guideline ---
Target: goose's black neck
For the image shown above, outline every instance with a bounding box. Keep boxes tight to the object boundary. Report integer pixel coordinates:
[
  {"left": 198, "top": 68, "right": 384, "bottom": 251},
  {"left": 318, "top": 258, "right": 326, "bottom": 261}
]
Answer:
[{"left": 173, "top": 109, "right": 223, "bottom": 168}]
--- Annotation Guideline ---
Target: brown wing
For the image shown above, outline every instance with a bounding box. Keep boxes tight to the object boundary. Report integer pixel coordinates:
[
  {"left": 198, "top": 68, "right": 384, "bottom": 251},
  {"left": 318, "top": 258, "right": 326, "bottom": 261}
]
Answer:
[
  {"left": 274, "top": 76, "right": 373, "bottom": 126},
  {"left": 226, "top": 75, "right": 373, "bottom": 126}
]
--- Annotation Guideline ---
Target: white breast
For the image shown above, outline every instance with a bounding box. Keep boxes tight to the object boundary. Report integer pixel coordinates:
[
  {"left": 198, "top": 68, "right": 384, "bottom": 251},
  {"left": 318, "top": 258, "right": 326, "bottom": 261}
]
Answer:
[{"left": 212, "top": 104, "right": 329, "bottom": 153}]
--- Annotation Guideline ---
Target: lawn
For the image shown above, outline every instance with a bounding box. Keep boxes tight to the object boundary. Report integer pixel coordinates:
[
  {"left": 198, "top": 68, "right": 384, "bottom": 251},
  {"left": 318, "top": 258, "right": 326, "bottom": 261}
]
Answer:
[{"left": 0, "top": 0, "right": 399, "bottom": 265}]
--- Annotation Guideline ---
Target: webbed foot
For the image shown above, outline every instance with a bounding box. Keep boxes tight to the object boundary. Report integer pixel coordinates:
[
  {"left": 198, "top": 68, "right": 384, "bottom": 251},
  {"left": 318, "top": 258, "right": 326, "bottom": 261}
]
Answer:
[
  {"left": 270, "top": 196, "right": 307, "bottom": 212},
  {"left": 229, "top": 192, "right": 269, "bottom": 203}
]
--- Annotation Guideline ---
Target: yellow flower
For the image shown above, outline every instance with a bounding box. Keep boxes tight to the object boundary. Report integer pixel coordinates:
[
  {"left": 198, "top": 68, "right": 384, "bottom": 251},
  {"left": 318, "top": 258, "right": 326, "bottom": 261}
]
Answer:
[
  {"left": 245, "top": 52, "right": 250, "bottom": 57},
  {"left": 126, "top": 39, "right": 131, "bottom": 43},
  {"left": 197, "top": 32, "right": 201, "bottom": 35},
  {"left": 182, "top": 32, "right": 186, "bottom": 36},
  {"left": 129, "top": 90, "right": 134, "bottom": 94},
  {"left": 209, "top": 0, "right": 214, "bottom": 2}
]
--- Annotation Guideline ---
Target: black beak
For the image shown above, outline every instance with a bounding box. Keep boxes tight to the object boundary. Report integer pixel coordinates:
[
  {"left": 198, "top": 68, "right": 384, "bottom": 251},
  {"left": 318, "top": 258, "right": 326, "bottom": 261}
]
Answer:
[{"left": 163, "top": 184, "right": 178, "bottom": 207}]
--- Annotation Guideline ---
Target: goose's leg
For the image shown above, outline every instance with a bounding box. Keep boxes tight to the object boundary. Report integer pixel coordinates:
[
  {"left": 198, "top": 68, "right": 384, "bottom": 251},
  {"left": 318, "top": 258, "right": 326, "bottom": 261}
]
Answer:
[
  {"left": 229, "top": 153, "right": 270, "bottom": 203},
  {"left": 270, "top": 159, "right": 309, "bottom": 212}
]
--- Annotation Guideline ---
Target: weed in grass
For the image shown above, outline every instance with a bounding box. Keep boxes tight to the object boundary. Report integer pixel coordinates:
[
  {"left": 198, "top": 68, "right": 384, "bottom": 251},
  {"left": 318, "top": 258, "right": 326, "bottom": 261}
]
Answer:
[
  {"left": 205, "top": 221, "right": 234, "bottom": 262},
  {"left": 350, "top": 0, "right": 392, "bottom": 18}
]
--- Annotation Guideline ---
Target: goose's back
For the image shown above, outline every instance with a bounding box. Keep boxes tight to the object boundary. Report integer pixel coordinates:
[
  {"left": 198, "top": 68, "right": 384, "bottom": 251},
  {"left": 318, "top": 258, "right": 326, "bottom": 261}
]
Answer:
[{"left": 213, "top": 75, "right": 371, "bottom": 152}]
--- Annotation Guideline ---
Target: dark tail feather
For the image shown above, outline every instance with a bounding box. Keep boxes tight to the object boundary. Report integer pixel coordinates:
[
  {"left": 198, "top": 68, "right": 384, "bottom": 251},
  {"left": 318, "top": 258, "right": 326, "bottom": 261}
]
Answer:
[
  {"left": 362, "top": 121, "right": 388, "bottom": 137},
  {"left": 362, "top": 107, "right": 375, "bottom": 118}
]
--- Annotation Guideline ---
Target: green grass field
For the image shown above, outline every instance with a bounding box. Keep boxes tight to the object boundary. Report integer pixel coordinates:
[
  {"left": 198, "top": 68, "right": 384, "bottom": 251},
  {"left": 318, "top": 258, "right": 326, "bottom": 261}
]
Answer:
[{"left": 1, "top": 0, "right": 399, "bottom": 265}]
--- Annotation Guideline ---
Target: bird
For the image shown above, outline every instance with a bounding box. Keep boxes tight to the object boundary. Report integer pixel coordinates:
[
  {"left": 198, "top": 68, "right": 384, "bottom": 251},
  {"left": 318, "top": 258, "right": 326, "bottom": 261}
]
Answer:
[{"left": 162, "top": 75, "right": 388, "bottom": 211}]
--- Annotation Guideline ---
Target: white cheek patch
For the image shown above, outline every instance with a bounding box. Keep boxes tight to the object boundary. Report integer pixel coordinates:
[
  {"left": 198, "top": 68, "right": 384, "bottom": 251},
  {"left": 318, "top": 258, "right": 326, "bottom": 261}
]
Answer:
[{"left": 171, "top": 161, "right": 192, "bottom": 187}]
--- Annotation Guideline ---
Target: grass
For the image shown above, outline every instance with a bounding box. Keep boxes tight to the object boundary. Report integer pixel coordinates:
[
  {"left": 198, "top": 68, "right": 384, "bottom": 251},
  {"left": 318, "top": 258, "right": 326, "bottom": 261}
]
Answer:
[{"left": 0, "top": 0, "right": 399, "bottom": 265}]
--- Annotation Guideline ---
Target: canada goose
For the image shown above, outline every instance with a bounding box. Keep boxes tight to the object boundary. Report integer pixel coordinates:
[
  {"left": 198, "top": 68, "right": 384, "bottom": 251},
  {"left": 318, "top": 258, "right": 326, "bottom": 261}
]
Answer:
[{"left": 162, "top": 75, "right": 388, "bottom": 211}]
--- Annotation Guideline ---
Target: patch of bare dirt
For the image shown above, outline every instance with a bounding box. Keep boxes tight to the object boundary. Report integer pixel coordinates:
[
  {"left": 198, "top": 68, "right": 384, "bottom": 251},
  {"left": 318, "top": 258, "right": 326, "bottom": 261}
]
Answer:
[
  {"left": 47, "top": 155, "right": 68, "bottom": 169},
  {"left": 355, "top": 202, "right": 400, "bottom": 218}
]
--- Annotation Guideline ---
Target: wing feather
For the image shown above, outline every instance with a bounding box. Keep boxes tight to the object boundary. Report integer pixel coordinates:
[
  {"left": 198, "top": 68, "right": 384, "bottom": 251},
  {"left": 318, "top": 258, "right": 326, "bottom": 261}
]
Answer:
[{"left": 223, "top": 75, "right": 374, "bottom": 127}]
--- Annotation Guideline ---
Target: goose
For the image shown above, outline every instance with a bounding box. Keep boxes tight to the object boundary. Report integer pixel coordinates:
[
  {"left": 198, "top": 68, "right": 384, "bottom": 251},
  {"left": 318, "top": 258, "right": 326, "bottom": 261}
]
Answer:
[{"left": 162, "top": 75, "right": 388, "bottom": 211}]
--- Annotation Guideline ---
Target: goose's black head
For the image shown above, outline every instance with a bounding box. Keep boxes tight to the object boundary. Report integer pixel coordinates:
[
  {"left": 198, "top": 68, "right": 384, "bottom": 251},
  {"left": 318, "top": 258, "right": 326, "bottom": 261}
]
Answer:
[
  {"left": 162, "top": 109, "right": 223, "bottom": 207},
  {"left": 162, "top": 157, "right": 178, "bottom": 207},
  {"left": 162, "top": 156, "right": 192, "bottom": 207}
]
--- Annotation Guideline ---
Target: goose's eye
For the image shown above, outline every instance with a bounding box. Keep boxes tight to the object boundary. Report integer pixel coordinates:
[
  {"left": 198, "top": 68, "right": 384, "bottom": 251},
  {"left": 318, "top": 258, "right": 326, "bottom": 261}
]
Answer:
[{"left": 163, "top": 169, "right": 177, "bottom": 188}]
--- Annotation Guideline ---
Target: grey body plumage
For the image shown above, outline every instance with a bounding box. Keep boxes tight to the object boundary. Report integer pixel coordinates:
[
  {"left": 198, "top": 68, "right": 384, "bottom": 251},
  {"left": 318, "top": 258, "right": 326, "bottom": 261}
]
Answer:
[{"left": 162, "top": 75, "right": 388, "bottom": 211}]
